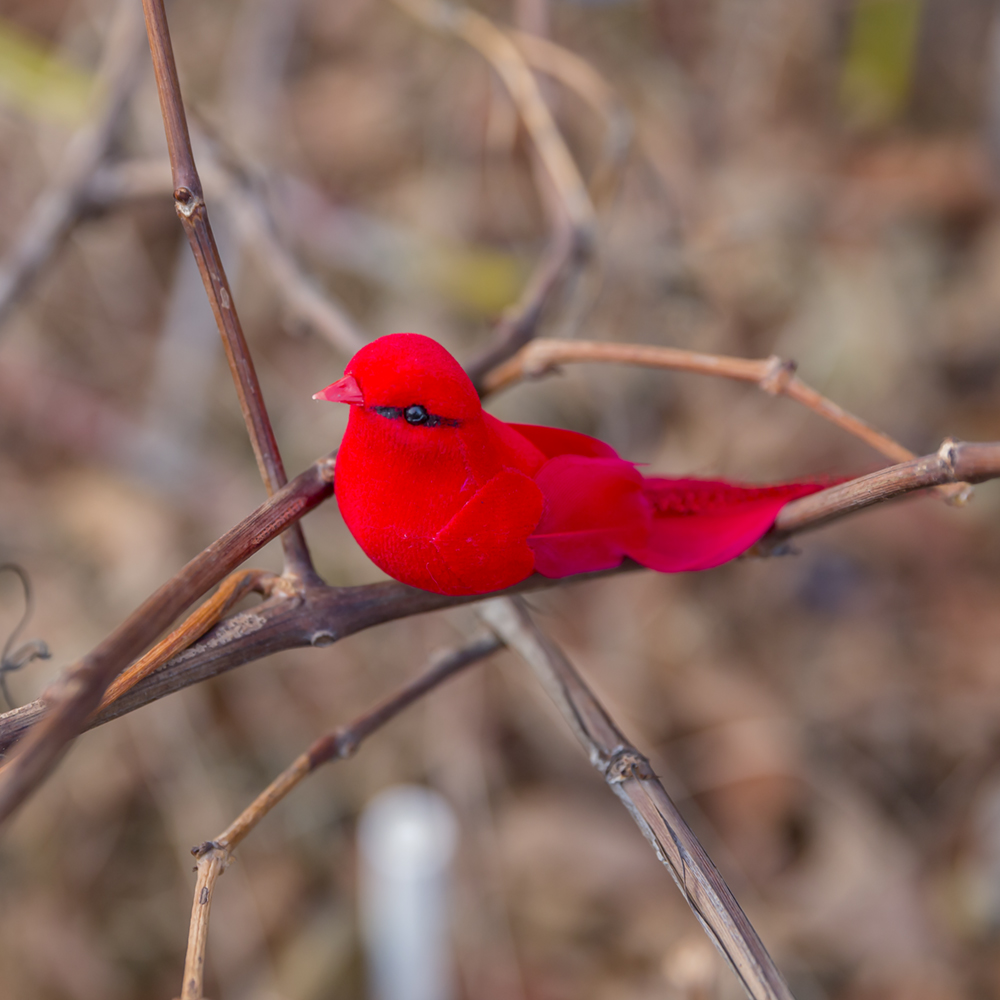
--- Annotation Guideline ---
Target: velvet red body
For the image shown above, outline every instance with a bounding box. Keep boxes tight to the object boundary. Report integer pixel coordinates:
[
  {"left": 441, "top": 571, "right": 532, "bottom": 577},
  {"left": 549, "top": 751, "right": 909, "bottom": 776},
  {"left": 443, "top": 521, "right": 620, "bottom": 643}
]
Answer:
[{"left": 318, "top": 333, "right": 826, "bottom": 596}]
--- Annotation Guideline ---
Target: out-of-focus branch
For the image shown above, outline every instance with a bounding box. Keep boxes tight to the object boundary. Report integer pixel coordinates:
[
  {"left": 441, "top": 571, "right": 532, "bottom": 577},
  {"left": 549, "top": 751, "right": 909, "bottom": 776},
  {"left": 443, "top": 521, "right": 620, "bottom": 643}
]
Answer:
[
  {"left": 0, "top": 565, "right": 51, "bottom": 710},
  {"left": 2, "top": 438, "right": 997, "bottom": 763},
  {"left": 466, "top": 223, "right": 582, "bottom": 390},
  {"left": 393, "top": 0, "right": 594, "bottom": 236},
  {"left": 201, "top": 153, "right": 368, "bottom": 355},
  {"left": 395, "top": 0, "right": 600, "bottom": 386},
  {"left": 481, "top": 338, "right": 972, "bottom": 502},
  {"left": 140, "top": 0, "right": 315, "bottom": 579},
  {"left": 0, "top": 453, "right": 336, "bottom": 822},
  {"left": 478, "top": 597, "right": 793, "bottom": 1000},
  {"left": 510, "top": 30, "right": 632, "bottom": 203},
  {"left": 176, "top": 633, "right": 502, "bottom": 1000},
  {"left": 80, "top": 153, "right": 369, "bottom": 354},
  {"left": 0, "top": 0, "right": 147, "bottom": 329}
]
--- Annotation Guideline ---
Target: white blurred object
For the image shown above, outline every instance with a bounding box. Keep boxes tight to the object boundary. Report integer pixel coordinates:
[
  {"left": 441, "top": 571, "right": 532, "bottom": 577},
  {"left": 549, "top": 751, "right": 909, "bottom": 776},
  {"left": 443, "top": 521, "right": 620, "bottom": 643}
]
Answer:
[{"left": 358, "top": 785, "right": 459, "bottom": 1000}]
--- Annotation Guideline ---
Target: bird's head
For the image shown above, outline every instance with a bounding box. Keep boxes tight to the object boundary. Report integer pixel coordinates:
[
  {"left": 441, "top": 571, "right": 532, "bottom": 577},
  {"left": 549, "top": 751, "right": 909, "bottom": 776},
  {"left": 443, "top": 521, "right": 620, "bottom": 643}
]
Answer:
[{"left": 313, "top": 333, "right": 483, "bottom": 432}]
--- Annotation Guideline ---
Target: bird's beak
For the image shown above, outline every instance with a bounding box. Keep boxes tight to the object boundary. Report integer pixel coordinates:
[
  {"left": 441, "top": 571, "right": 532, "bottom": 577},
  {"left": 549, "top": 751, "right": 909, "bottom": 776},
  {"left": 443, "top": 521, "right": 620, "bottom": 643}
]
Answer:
[{"left": 313, "top": 374, "right": 364, "bottom": 405}]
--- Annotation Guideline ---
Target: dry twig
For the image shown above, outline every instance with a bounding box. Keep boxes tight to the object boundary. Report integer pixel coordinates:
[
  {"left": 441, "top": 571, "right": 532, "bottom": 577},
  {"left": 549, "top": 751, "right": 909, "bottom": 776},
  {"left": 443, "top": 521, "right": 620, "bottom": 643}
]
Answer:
[
  {"left": 482, "top": 337, "right": 972, "bottom": 502},
  {"left": 0, "top": 454, "right": 336, "bottom": 818},
  {"left": 392, "top": 0, "right": 594, "bottom": 236},
  {"left": 479, "top": 596, "right": 793, "bottom": 1000},
  {"left": 176, "top": 634, "right": 502, "bottom": 1000},
  {"left": 96, "top": 567, "right": 277, "bottom": 712},
  {"left": 509, "top": 29, "right": 633, "bottom": 203}
]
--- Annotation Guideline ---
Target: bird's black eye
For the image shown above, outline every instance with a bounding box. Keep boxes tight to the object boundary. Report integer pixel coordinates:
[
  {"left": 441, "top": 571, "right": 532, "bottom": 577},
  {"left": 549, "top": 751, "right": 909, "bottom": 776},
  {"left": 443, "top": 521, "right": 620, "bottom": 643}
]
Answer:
[{"left": 404, "top": 404, "right": 429, "bottom": 425}]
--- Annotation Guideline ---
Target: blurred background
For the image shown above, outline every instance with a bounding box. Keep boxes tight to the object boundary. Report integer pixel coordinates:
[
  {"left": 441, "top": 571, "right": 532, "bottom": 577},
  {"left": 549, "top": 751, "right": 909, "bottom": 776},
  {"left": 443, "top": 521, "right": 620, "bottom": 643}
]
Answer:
[{"left": 1, "top": 0, "right": 1000, "bottom": 997}]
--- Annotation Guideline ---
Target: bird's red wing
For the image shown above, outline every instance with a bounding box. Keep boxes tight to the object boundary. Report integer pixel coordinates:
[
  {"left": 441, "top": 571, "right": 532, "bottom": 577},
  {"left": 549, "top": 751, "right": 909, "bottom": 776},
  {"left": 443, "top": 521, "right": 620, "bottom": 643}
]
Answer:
[
  {"left": 432, "top": 469, "right": 545, "bottom": 594},
  {"left": 528, "top": 455, "right": 652, "bottom": 577},
  {"left": 627, "top": 478, "right": 828, "bottom": 572},
  {"left": 505, "top": 423, "right": 619, "bottom": 460}
]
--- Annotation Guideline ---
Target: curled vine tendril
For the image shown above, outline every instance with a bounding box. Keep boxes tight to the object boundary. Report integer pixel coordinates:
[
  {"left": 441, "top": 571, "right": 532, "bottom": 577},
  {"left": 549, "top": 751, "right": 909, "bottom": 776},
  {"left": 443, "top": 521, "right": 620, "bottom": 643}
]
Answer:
[{"left": 0, "top": 564, "right": 51, "bottom": 710}]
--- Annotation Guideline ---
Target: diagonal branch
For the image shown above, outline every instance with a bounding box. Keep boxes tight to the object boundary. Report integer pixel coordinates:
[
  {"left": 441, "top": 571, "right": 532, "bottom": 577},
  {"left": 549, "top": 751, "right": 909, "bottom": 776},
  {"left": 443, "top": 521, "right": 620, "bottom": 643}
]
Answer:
[
  {"left": 478, "top": 596, "right": 793, "bottom": 1000},
  {"left": 140, "top": 0, "right": 315, "bottom": 578},
  {"left": 176, "top": 633, "right": 503, "bottom": 1000},
  {"left": 0, "top": 454, "right": 336, "bottom": 821}
]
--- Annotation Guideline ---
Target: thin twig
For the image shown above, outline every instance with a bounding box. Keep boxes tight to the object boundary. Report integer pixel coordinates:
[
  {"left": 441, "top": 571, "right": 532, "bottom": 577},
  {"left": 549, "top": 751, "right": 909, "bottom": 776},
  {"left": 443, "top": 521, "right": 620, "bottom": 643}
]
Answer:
[
  {"left": 479, "top": 597, "right": 793, "bottom": 1000},
  {"left": 0, "top": 453, "right": 336, "bottom": 822},
  {"left": 175, "top": 633, "right": 502, "bottom": 1000},
  {"left": 96, "top": 568, "right": 277, "bottom": 712},
  {"left": 394, "top": 0, "right": 599, "bottom": 387},
  {"left": 392, "top": 0, "right": 595, "bottom": 236},
  {"left": 180, "top": 849, "right": 228, "bottom": 1000},
  {"left": 79, "top": 151, "right": 370, "bottom": 354},
  {"left": 2, "top": 438, "right": 996, "bottom": 762},
  {"left": 201, "top": 151, "right": 368, "bottom": 355},
  {"left": 0, "top": 0, "right": 147, "bottom": 329},
  {"left": 509, "top": 30, "right": 632, "bottom": 203},
  {"left": 0, "top": 565, "right": 51, "bottom": 710},
  {"left": 465, "top": 222, "right": 583, "bottom": 391},
  {"left": 480, "top": 338, "right": 971, "bottom": 502},
  {"left": 140, "top": 0, "right": 315, "bottom": 578}
]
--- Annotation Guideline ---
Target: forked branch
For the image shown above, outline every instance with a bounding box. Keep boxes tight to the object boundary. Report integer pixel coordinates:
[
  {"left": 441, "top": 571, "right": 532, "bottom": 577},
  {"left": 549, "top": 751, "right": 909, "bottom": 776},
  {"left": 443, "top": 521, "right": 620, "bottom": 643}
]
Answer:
[
  {"left": 176, "top": 634, "right": 502, "bottom": 1000},
  {"left": 479, "top": 597, "right": 793, "bottom": 1000}
]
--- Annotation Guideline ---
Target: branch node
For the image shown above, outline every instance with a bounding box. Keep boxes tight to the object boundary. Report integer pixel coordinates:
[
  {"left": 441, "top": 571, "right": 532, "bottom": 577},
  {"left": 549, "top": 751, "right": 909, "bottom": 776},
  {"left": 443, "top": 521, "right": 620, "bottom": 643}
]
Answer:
[
  {"left": 310, "top": 631, "right": 337, "bottom": 648},
  {"left": 173, "top": 186, "right": 203, "bottom": 219},
  {"left": 605, "top": 747, "right": 655, "bottom": 782},
  {"left": 758, "top": 355, "right": 797, "bottom": 395},
  {"left": 191, "top": 840, "right": 220, "bottom": 858}
]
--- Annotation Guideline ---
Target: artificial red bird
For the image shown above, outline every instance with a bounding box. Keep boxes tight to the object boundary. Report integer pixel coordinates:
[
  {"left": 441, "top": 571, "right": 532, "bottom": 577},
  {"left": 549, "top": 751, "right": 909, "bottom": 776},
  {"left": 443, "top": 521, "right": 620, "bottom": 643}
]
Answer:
[{"left": 314, "top": 333, "right": 827, "bottom": 596}]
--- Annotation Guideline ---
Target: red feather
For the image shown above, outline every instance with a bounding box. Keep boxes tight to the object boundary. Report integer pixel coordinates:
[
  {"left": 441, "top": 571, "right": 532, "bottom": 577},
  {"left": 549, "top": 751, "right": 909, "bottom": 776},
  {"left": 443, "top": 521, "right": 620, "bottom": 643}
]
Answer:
[{"left": 318, "top": 333, "right": 832, "bottom": 596}]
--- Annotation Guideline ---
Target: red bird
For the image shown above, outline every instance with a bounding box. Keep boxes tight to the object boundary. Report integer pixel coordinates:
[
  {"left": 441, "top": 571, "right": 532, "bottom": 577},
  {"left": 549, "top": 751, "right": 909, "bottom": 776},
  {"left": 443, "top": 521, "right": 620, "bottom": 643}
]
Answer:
[{"left": 314, "top": 333, "right": 826, "bottom": 596}]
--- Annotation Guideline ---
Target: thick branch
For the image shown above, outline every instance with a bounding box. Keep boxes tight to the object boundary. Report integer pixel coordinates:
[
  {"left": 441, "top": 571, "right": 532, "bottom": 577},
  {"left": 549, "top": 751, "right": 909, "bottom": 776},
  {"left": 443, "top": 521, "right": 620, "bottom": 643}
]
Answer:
[
  {"left": 2, "top": 438, "right": 996, "bottom": 762},
  {"left": 0, "top": 455, "right": 335, "bottom": 820}
]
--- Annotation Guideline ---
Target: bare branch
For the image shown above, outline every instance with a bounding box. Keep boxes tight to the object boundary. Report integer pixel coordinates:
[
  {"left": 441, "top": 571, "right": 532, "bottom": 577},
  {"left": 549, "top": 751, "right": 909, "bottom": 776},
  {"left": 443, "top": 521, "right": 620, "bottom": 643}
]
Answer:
[
  {"left": 3, "top": 437, "right": 996, "bottom": 762},
  {"left": 140, "top": 0, "right": 315, "bottom": 578},
  {"left": 0, "top": 0, "right": 147, "bottom": 329},
  {"left": 392, "top": 0, "right": 602, "bottom": 386},
  {"left": 179, "top": 849, "right": 228, "bottom": 1000},
  {"left": 97, "top": 568, "right": 278, "bottom": 712},
  {"left": 392, "top": 0, "right": 595, "bottom": 236},
  {"left": 0, "top": 454, "right": 336, "bottom": 822},
  {"left": 509, "top": 30, "right": 633, "bottom": 204},
  {"left": 175, "top": 633, "right": 502, "bottom": 1000},
  {"left": 479, "top": 597, "right": 793, "bottom": 1000},
  {"left": 481, "top": 338, "right": 971, "bottom": 502},
  {"left": 769, "top": 438, "right": 997, "bottom": 540}
]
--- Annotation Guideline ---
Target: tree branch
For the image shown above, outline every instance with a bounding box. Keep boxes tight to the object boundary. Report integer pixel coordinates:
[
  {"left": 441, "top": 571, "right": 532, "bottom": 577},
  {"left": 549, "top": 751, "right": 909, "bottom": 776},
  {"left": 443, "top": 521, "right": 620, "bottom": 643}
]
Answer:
[
  {"left": 479, "top": 597, "right": 793, "bottom": 1000},
  {"left": 175, "top": 633, "right": 502, "bottom": 1000},
  {"left": 140, "top": 0, "right": 315, "bottom": 578},
  {"left": 2, "top": 438, "right": 996, "bottom": 764},
  {"left": 0, "top": 454, "right": 335, "bottom": 820},
  {"left": 0, "top": 0, "right": 147, "bottom": 329}
]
